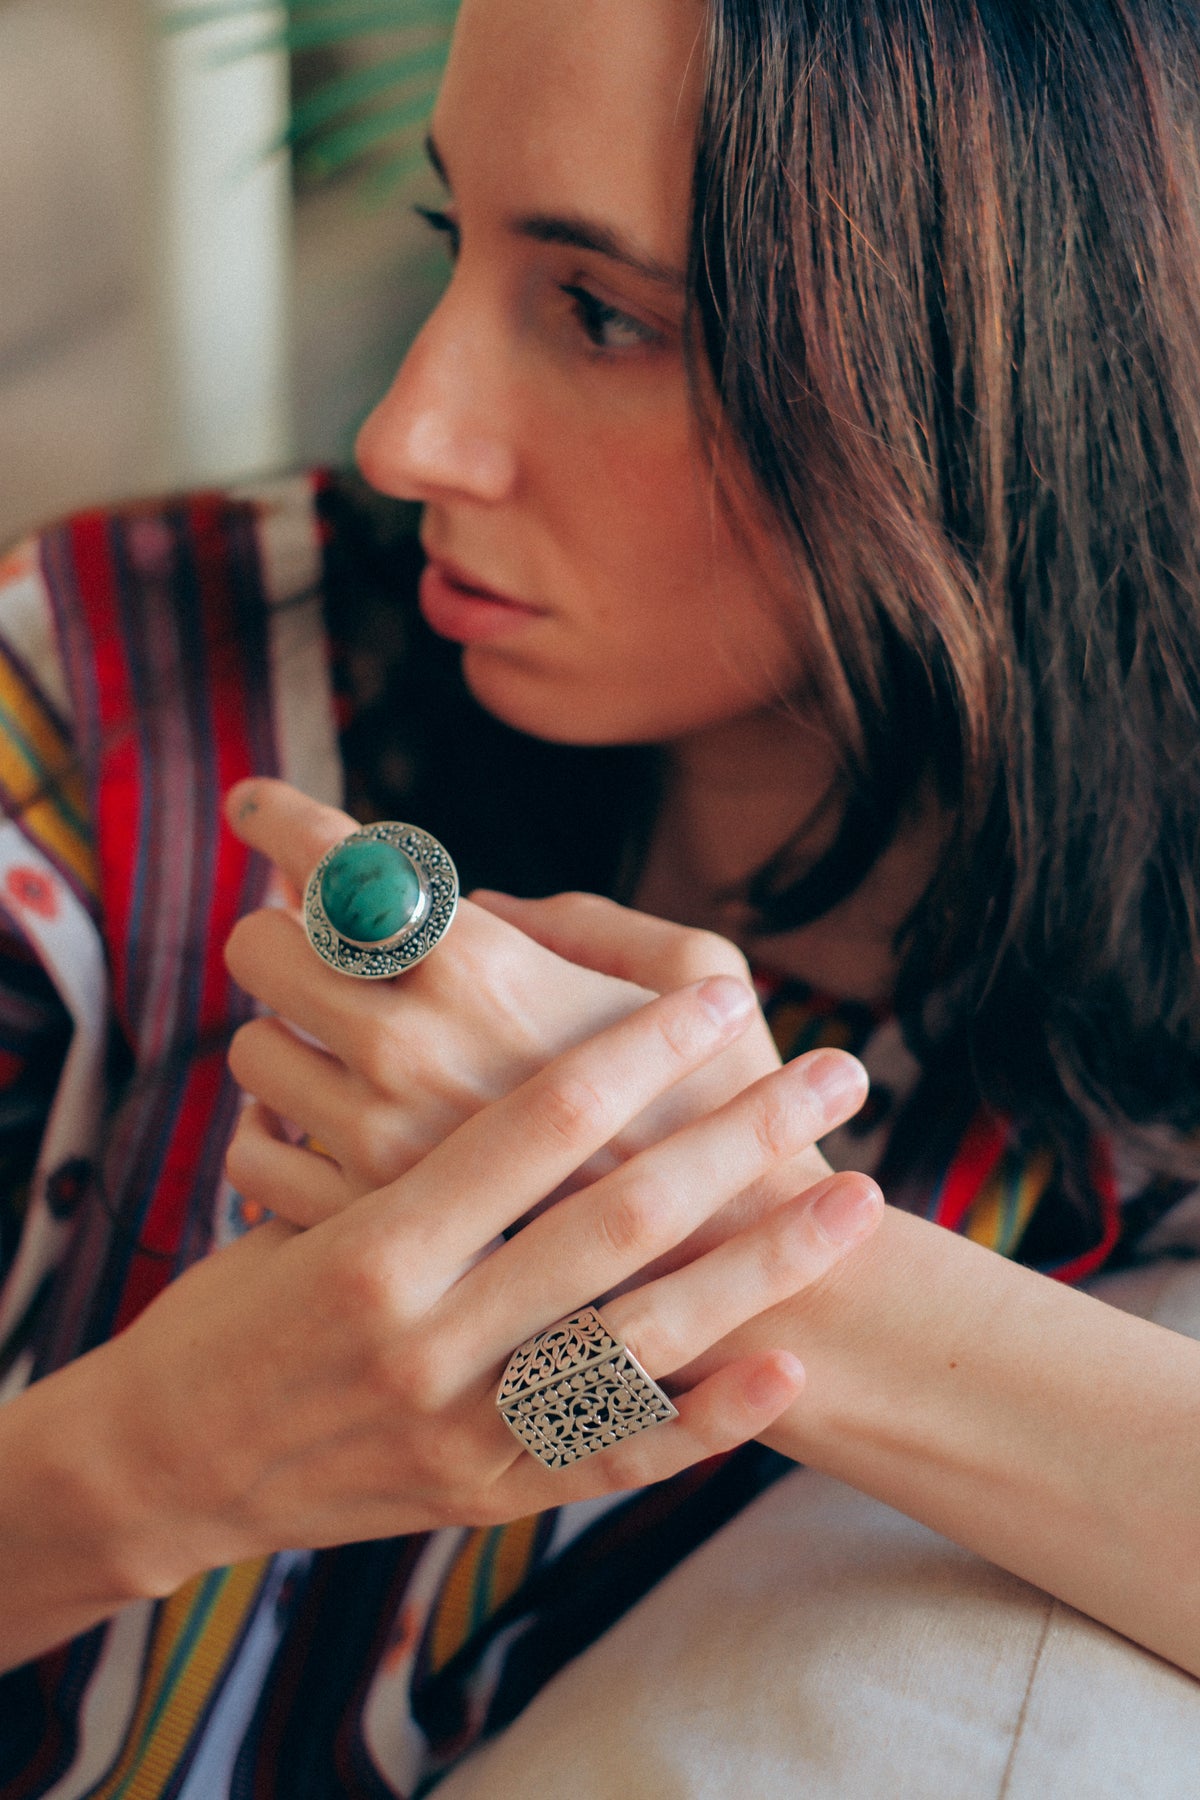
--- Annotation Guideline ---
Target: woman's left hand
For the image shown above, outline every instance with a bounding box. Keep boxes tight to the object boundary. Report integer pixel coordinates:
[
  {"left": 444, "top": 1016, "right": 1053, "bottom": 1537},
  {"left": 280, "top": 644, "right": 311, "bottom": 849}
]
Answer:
[{"left": 222, "top": 781, "right": 867, "bottom": 1268}]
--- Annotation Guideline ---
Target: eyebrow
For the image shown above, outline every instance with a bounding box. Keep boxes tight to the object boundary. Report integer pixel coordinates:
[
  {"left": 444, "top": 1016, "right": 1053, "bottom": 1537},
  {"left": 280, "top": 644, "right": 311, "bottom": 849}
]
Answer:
[{"left": 423, "top": 132, "right": 686, "bottom": 293}]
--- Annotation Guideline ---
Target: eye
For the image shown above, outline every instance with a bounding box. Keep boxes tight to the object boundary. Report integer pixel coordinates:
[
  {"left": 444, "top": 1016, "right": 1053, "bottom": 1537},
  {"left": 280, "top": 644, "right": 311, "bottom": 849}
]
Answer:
[
  {"left": 413, "top": 203, "right": 460, "bottom": 260},
  {"left": 561, "top": 285, "right": 659, "bottom": 353}
]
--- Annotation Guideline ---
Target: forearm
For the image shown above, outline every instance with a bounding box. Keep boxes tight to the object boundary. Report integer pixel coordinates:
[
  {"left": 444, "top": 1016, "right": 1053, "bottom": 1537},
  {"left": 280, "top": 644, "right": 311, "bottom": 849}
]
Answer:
[
  {"left": 697, "top": 1206, "right": 1200, "bottom": 1675},
  {"left": 0, "top": 1347, "right": 179, "bottom": 1672}
]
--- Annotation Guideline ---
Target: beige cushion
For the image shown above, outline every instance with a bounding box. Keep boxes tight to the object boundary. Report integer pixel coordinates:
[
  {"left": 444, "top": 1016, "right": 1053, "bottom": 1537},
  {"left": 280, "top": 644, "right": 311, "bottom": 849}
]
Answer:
[{"left": 436, "top": 1261, "right": 1200, "bottom": 1798}]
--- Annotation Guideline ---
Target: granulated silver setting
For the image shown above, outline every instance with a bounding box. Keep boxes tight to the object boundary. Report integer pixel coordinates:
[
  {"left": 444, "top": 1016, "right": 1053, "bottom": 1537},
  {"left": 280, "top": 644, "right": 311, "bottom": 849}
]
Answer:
[
  {"left": 302, "top": 822, "right": 459, "bottom": 979},
  {"left": 496, "top": 1306, "right": 678, "bottom": 1469}
]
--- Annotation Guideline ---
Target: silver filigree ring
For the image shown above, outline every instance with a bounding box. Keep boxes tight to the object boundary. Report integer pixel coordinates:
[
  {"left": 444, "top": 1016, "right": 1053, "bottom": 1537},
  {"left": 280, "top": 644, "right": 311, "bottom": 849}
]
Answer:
[
  {"left": 495, "top": 1305, "right": 678, "bottom": 1470},
  {"left": 302, "top": 822, "right": 459, "bottom": 980}
]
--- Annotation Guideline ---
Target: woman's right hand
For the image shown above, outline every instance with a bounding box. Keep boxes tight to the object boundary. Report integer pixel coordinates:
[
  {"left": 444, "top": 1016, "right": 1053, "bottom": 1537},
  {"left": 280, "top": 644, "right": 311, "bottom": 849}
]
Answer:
[
  {"left": 222, "top": 780, "right": 853, "bottom": 1275},
  {"left": 86, "top": 973, "right": 879, "bottom": 1597}
]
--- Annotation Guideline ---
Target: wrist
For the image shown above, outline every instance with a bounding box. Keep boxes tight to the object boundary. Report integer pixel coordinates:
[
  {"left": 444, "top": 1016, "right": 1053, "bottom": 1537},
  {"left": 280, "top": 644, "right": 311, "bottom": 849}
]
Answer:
[{"left": 18, "top": 1341, "right": 208, "bottom": 1607}]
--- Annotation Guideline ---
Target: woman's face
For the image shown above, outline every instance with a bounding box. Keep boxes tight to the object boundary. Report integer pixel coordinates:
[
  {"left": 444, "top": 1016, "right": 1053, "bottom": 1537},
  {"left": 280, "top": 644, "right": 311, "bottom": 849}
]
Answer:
[{"left": 356, "top": 0, "right": 803, "bottom": 746}]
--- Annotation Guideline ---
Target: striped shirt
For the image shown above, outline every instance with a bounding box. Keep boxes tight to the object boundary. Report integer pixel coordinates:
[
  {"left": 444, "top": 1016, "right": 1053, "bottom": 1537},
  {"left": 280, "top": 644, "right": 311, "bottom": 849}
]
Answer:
[{"left": 0, "top": 473, "right": 1192, "bottom": 1798}]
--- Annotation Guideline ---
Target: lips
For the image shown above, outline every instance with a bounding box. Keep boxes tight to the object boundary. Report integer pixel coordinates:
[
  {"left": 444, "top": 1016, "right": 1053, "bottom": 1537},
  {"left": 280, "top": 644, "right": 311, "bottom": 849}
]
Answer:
[{"left": 417, "top": 553, "right": 545, "bottom": 644}]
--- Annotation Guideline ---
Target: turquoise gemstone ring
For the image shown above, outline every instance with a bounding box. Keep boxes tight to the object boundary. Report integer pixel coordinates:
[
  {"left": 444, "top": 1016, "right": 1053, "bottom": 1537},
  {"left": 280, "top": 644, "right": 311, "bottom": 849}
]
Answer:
[{"left": 302, "top": 823, "right": 459, "bottom": 979}]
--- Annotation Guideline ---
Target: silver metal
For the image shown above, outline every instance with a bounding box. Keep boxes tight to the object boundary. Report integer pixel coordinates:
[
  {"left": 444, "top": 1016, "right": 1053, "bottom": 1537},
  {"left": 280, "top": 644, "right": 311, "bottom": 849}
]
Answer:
[
  {"left": 496, "top": 1306, "right": 678, "bottom": 1470},
  {"left": 302, "top": 822, "right": 459, "bottom": 979}
]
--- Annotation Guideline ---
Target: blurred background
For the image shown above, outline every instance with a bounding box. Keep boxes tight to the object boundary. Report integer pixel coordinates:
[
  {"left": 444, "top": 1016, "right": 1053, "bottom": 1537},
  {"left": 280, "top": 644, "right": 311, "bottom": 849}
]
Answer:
[{"left": 0, "top": 0, "right": 453, "bottom": 547}]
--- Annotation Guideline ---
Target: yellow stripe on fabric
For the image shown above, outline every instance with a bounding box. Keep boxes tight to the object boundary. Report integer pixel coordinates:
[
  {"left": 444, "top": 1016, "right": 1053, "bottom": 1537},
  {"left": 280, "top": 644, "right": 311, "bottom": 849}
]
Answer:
[
  {"left": 428, "top": 1531, "right": 490, "bottom": 1676},
  {"left": 474, "top": 1512, "right": 541, "bottom": 1632},
  {"left": 428, "top": 1516, "right": 542, "bottom": 1675},
  {"left": 0, "top": 655, "right": 95, "bottom": 895},
  {"left": 962, "top": 1143, "right": 1056, "bottom": 1257},
  {"left": 91, "top": 1558, "right": 272, "bottom": 1800}
]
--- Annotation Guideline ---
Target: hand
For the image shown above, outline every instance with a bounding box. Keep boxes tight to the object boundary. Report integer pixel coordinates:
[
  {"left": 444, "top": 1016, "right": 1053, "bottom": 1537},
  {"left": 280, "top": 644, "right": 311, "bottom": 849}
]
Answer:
[
  {"left": 223, "top": 782, "right": 864, "bottom": 1271},
  {"left": 102, "top": 976, "right": 881, "bottom": 1590}
]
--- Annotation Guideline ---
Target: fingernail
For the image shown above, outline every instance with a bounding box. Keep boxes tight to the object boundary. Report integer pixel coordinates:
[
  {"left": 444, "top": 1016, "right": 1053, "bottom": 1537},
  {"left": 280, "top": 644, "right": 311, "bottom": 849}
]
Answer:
[
  {"left": 697, "top": 976, "right": 757, "bottom": 1029},
  {"left": 811, "top": 1177, "right": 883, "bottom": 1245},
  {"left": 801, "top": 1049, "right": 869, "bottom": 1116}
]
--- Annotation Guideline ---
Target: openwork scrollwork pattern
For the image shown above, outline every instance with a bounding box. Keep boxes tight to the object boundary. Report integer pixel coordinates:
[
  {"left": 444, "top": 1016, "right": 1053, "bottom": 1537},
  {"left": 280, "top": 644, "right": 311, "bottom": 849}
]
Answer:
[{"left": 496, "top": 1306, "right": 678, "bottom": 1469}]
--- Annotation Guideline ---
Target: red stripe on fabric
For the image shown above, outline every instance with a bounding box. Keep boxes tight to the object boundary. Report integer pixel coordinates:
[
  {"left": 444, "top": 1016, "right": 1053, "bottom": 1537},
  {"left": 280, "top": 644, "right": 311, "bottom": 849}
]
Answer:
[
  {"left": 188, "top": 499, "right": 257, "bottom": 1036},
  {"left": 933, "top": 1106, "right": 1009, "bottom": 1233},
  {"left": 112, "top": 1058, "right": 229, "bottom": 1332},
  {"left": 111, "top": 497, "right": 260, "bottom": 1331},
  {"left": 69, "top": 513, "right": 139, "bottom": 1026},
  {"left": 1049, "top": 1137, "right": 1122, "bottom": 1286}
]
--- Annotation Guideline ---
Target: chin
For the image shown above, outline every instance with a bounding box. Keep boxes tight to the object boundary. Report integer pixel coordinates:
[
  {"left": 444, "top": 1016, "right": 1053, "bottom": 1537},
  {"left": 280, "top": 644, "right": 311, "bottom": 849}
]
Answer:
[{"left": 460, "top": 648, "right": 649, "bottom": 746}]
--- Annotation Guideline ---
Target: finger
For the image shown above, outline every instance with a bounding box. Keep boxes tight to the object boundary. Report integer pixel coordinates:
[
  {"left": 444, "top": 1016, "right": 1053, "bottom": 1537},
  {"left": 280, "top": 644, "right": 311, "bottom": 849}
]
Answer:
[
  {"left": 503, "top": 1350, "right": 805, "bottom": 1507},
  {"left": 225, "top": 906, "right": 420, "bottom": 1064},
  {"left": 229, "top": 1014, "right": 355, "bottom": 1125},
  {"left": 225, "top": 1101, "right": 354, "bottom": 1227},
  {"left": 224, "top": 899, "right": 527, "bottom": 1082},
  {"left": 463, "top": 1048, "right": 869, "bottom": 1352},
  {"left": 604, "top": 1171, "right": 883, "bottom": 1376},
  {"left": 226, "top": 777, "right": 359, "bottom": 898},
  {"left": 229, "top": 1014, "right": 454, "bottom": 1189},
  {"left": 470, "top": 889, "right": 749, "bottom": 990},
  {"left": 603, "top": 1352, "right": 806, "bottom": 1479},
  {"left": 366, "top": 976, "right": 761, "bottom": 1282}
]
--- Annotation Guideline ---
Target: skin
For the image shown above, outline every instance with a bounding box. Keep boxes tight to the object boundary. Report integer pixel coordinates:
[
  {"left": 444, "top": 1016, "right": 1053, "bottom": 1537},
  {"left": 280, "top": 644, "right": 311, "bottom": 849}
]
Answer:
[
  {"left": 0, "top": 20, "right": 885, "bottom": 1659},
  {"left": 0, "top": 958, "right": 878, "bottom": 1672},
  {"left": 224, "top": 0, "right": 1200, "bottom": 1682},
  {"left": 358, "top": 0, "right": 940, "bottom": 1001},
  {"left": 0, "top": 4, "right": 890, "bottom": 1657},
  {"left": 358, "top": 0, "right": 808, "bottom": 751}
]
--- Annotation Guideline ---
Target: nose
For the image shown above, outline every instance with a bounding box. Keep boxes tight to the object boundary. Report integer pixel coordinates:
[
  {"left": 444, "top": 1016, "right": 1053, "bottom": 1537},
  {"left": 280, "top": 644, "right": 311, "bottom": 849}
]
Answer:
[{"left": 355, "top": 289, "right": 518, "bottom": 506}]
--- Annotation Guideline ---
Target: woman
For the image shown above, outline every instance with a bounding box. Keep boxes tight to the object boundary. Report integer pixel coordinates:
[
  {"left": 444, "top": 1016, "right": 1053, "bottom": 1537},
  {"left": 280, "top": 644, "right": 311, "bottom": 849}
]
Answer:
[{"left": 2, "top": 0, "right": 1200, "bottom": 1791}]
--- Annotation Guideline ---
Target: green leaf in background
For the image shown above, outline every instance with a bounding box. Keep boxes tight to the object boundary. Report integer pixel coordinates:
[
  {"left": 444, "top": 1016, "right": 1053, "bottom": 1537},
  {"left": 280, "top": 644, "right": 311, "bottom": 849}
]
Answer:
[{"left": 168, "top": 0, "right": 459, "bottom": 190}]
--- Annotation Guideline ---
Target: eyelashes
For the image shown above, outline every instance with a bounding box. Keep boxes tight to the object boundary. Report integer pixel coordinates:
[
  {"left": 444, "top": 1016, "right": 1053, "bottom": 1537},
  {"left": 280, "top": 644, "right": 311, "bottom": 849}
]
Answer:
[
  {"left": 413, "top": 203, "right": 460, "bottom": 258},
  {"left": 559, "top": 286, "right": 659, "bottom": 352},
  {"left": 412, "top": 205, "right": 661, "bottom": 356}
]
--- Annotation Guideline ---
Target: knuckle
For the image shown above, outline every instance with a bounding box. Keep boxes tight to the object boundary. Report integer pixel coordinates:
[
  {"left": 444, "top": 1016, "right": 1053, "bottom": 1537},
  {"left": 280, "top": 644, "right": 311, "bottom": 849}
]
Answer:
[
  {"left": 556, "top": 890, "right": 609, "bottom": 918},
  {"left": 355, "top": 1018, "right": 405, "bottom": 1093},
  {"left": 226, "top": 1016, "right": 276, "bottom": 1085},
  {"left": 751, "top": 1083, "right": 804, "bottom": 1162},
  {"left": 617, "top": 1315, "right": 678, "bottom": 1377},
  {"left": 664, "top": 927, "right": 749, "bottom": 986},
  {"left": 654, "top": 993, "right": 722, "bottom": 1062},
  {"left": 597, "top": 1172, "right": 671, "bottom": 1262},
  {"left": 755, "top": 1214, "right": 810, "bottom": 1291},
  {"left": 223, "top": 911, "right": 264, "bottom": 982},
  {"left": 352, "top": 1107, "right": 408, "bottom": 1187},
  {"left": 528, "top": 1070, "right": 611, "bottom": 1147},
  {"left": 396, "top": 1336, "right": 455, "bottom": 1416},
  {"left": 325, "top": 1238, "right": 396, "bottom": 1323},
  {"left": 222, "top": 1124, "right": 257, "bottom": 1193}
]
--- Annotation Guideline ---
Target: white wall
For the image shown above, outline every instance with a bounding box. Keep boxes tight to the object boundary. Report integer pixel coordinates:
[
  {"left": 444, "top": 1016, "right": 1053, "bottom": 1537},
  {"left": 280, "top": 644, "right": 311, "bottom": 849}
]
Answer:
[
  {"left": 0, "top": 0, "right": 162, "bottom": 544},
  {"left": 0, "top": 0, "right": 443, "bottom": 548}
]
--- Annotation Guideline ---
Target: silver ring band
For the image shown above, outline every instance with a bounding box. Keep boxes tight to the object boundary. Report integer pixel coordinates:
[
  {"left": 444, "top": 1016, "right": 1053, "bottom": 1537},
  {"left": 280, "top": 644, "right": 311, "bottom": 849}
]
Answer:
[
  {"left": 302, "top": 822, "right": 458, "bottom": 979},
  {"left": 496, "top": 1305, "right": 678, "bottom": 1469}
]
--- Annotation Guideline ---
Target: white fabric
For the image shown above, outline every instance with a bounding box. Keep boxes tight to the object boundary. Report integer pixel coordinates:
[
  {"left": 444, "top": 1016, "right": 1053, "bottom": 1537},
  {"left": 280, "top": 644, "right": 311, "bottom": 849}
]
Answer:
[{"left": 436, "top": 1263, "right": 1200, "bottom": 1799}]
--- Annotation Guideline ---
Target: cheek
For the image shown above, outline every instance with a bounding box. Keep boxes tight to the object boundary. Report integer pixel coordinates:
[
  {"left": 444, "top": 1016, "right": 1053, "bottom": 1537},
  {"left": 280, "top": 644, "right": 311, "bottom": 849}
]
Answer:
[{"left": 548, "top": 410, "right": 722, "bottom": 619}]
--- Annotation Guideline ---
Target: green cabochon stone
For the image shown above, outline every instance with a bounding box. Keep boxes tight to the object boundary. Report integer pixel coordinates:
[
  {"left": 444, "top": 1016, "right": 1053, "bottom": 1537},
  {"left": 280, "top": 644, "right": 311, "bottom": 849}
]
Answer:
[{"left": 320, "top": 839, "right": 420, "bottom": 943}]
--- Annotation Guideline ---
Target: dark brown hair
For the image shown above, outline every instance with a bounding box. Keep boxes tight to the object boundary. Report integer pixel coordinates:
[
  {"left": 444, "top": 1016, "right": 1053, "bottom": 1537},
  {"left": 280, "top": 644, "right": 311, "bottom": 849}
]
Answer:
[{"left": 689, "top": 0, "right": 1200, "bottom": 1176}]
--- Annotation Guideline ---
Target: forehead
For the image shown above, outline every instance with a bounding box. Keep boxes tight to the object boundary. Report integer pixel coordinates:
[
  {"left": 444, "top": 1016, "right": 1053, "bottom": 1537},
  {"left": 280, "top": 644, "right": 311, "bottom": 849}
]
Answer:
[{"left": 434, "top": 0, "right": 707, "bottom": 257}]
